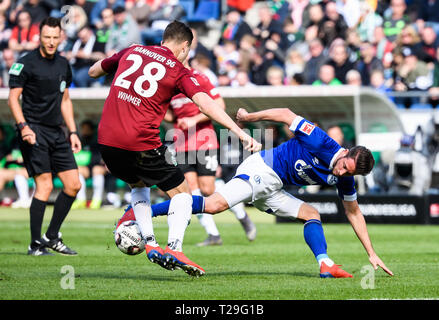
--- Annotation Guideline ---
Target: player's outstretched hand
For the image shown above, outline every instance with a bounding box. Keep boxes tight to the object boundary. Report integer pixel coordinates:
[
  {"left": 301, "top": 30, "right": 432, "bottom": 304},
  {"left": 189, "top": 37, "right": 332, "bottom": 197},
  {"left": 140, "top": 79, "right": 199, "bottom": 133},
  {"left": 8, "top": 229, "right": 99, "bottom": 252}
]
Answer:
[
  {"left": 240, "top": 133, "right": 262, "bottom": 152},
  {"left": 236, "top": 108, "right": 249, "bottom": 122},
  {"left": 369, "top": 254, "right": 393, "bottom": 276}
]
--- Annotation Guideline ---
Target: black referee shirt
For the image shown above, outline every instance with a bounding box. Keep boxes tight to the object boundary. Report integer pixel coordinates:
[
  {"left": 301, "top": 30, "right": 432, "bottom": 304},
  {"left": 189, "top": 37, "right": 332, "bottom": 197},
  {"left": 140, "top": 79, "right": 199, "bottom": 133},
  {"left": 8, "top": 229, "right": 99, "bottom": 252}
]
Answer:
[{"left": 9, "top": 49, "right": 73, "bottom": 127}]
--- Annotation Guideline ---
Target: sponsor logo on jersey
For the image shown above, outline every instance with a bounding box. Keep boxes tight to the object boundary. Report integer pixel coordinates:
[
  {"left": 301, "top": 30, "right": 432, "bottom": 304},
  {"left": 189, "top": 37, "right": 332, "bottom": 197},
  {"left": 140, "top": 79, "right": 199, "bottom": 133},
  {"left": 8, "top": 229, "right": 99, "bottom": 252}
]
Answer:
[
  {"left": 294, "top": 160, "right": 317, "bottom": 184},
  {"left": 299, "top": 122, "right": 315, "bottom": 135},
  {"left": 190, "top": 77, "right": 200, "bottom": 86},
  {"left": 60, "top": 80, "right": 66, "bottom": 93},
  {"left": 326, "top": 174, "right": 338, "bottom": 185},
  {"left": 9, "top": 63, "right": 24, "bottom": 76}
]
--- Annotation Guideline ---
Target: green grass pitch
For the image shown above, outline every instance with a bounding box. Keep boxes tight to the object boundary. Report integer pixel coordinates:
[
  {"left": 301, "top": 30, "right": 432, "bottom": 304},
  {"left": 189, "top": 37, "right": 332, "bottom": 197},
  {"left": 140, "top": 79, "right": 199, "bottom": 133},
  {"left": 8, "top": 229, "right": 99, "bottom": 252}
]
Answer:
[{"left": 0, "top": 206, "right": 438, "bottom": 300}]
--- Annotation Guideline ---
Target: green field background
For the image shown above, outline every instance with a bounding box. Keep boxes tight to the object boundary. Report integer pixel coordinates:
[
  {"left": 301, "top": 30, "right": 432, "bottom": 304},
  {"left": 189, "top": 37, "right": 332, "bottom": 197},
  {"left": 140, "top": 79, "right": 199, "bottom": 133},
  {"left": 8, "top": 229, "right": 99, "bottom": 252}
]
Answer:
[{"left": 0, "top": 207, "right": 438, "bottom": 300}]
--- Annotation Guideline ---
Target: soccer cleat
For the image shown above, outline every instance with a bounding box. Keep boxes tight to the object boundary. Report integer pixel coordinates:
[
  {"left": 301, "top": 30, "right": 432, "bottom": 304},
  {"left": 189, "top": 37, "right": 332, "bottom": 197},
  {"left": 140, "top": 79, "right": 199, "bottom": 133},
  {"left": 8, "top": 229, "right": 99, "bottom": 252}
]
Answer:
[
  {"left": 41, "top": 233, "right": 78, "bottom": 256},
  {"left": 239, "top": 215, "right": 257, "bottom": 241},
  {"left": 89, "top": 199, "right": 102, "bottom": 209},
  {"left": 115, "top": 205, "right": 135, "bottom": 230},
  {"left": 71, "top": 199, "right": 87, "bottom": 210},
  {"left": 163, "top": 246, "right": 205, "bottom": 277},
  {"left": 27, "top": 240, "right": 54, "bottom": 256},
  {"left": 319, "top": 262, "right": 353, "bottom": 278},
  {"left": 196, "top": 234, "right": 223, "bottom": 247},
  {"left": 145, "top": 245, "right": 168, "bottom": 269}
]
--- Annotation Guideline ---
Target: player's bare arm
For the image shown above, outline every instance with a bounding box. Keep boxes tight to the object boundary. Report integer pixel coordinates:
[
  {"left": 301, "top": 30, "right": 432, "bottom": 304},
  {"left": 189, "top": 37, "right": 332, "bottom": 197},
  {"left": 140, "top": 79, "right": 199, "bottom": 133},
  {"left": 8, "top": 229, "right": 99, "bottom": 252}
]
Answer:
[
  {"left": 191, "top": 92, "right": 261, "bottom": 152},
  {"left": 342, "top": 199, "right": 394, "bottom": 276},
  {"left": 178, "top": 96, "right": 226, "bottom": 130},
  {"left": 8, "top": 87, "right": 37, "bottom": 145},
  {"left": 60, "top": 88, "right": 81, "bottom": 153},
  {"left": 236, "top": 107, "right": 297, "bottom": 126},
  {"left": 88, "top": 59, "right": 107, "bottom": 78}
]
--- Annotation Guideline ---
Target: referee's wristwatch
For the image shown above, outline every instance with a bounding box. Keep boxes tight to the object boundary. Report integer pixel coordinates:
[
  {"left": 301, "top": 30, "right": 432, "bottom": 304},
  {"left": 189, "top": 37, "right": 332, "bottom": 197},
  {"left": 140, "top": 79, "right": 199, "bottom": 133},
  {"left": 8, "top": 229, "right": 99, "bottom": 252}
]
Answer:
[{"left": 17, "top": 122, "right": 29, "bottom": 131}]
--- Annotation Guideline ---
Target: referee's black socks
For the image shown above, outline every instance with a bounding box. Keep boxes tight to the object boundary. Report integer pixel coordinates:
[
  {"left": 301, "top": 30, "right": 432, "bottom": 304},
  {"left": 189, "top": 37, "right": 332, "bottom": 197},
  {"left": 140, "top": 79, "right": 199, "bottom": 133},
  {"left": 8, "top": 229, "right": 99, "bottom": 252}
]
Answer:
[
  {"left": 46, "top": 191, "right": 76, "bottom": 240},
  {"left": 30, "top": 197, "right": 47, "bottom": 243}
]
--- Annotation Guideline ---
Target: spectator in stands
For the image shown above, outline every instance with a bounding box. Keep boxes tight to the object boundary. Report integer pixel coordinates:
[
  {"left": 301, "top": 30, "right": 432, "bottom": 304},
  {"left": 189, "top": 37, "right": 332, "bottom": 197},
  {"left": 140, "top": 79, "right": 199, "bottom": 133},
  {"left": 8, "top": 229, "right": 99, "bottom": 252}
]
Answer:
[
  {"left": 90, "top": 0, "right": 124, "bottom": 29},
  {"left": 383, "top": 0, "right": 410, "bottom": 42},
  {"left": 327, "top": 125, "right": 344, "bottom": 146},
  {"left": 345, "top": 28, "right": 362, "bottom": 64},
  {"left": 0, "top": 0, "right": 10, "bottom": 15},
  {"left": 253, "top": 4, "right": 283, "bottom": 47},
  {"left": 284, "top": 49, "right": 304, "bottom": 80},
  {"left": 237, "top": 34, "right": 257, "bottom": 73},
  {"left": 214, "top": 39, "right": 240, "bottom": 76},
  {"left": 8, "top": 10, "right": 40, "bottom": 58},
  {"left": 337, "top": 0, "right": 361, "bottom": 29},
  {"left": 319, "top": 1, "right": 349, "bottom": 47},
  {"left": 312, "top": 63, "right": 342, "bottom": 86},
  {"left": 356, "top": 41, "right": 384, "bottom": 86},
  {"left": 303, "top": 38, "right": 327, "bottom": 84},
  {"left": 0, "top": 12, "right": 11, "bottom": 51},
  {"left": 74, "top": 0, "right": 96, "bottom": 20},
  {"left": 126, "top": 0, "right": 151, "bottom": 29},
  {"left": 9, "top": 0, "right": 51, "bottom": 25},
  {"left": 416, "top": 0, "right": 439, "bottom": 34},
  {"left": 231, "top": 70, "right": 256, "bottom": 88},
  {"left": 370, "top": 69, "right": 393, "bottom": 97},
  {"left": 141, "top": 0, "right": 185, "bottom": 45},
  {"left": 327, "top": 40, "right": 355, "bottom": 84},
  {"left": 262, "top": 30, "right": 287, "bottom": 66},
  {"left": 346, "top": 69, "right": 362, "bottom": 86},
  {"left": 266, "top": 65, "right": 284, "bottom": 86},
  {"left": 67, "top": 26, "right": 107, "bottom": 87},
  {"left": 428, "top": 47, "right": 439, "bottom": 108},
  {"left": 0, "top": 48, "right": 15, "bottom": 87},
  {"left": 94, "top": 8, "right": 113, "bottom": 55},
  {"left": 189, "top": 28, "right": 216, "bottom": 73},
  {"left": 282, "top": 16, "right": 305, "bottom": 49},
  {"left": 357, "top": 0, "right": 383, "bottom": 43},
  {"left": 419, "top": 26, "right": 439, "bottom": 64},
  {"left": 268, "top": 0, "right": 289, "bottom": 23},
  {"left": 394, "top": 25, "right": 423, "bottom": 60},
  {"left": 217, "top": 71, "right": 232, "bottom": 86},
  {"left": 288, "top": 0, "right": 309, "bottom": 31},
  {"left": 394, "top": 47, "right": 433, "bottom": 108},
  {"left": 302, "top": 3, "right": 324, "bottom": 31},
  {"left": 63, "top": 5, "right": 88, "bottom": 42},
  {"left": 373, "top": 26, "right": 394, "bottom": 65},
  {"left": 190, "top": 53, "right": 218, "bottom": 87},
  {"left": 249, "top": 47, "right": 274, "bottom": 85},
  {"left": 105, "top": 5, "right": 141, "bottom": 56},
  {"left": 219, "top": 6, "right": 253, "bottom": 47}
]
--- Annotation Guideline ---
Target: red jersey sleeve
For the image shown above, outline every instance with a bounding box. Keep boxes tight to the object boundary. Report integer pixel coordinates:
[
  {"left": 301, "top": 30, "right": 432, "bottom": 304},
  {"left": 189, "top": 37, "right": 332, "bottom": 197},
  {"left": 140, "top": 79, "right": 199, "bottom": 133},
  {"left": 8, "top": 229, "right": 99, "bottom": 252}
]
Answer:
[
  {"left": 196, "top": 72, "right": 221, "bottom": 100},
  {"left": 175, "top": 68, "right": 205, "bottom": 99},
  {"left": 101, "top": 47, "right": 132, "bottom": 73}
]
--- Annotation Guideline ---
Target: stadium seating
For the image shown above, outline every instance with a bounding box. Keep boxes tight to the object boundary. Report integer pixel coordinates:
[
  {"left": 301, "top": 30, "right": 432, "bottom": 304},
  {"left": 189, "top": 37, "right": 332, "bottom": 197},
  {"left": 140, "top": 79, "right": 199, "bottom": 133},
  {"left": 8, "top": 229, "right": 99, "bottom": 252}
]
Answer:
[
  {"left": 187, "top": 0, "right": 220, "bottom": 22},
  {"left": 410, "top": 103, "right": 433, "bottom": 109},
  {"left": 180, "top": 0, "right": 195, "bottom": 21}
]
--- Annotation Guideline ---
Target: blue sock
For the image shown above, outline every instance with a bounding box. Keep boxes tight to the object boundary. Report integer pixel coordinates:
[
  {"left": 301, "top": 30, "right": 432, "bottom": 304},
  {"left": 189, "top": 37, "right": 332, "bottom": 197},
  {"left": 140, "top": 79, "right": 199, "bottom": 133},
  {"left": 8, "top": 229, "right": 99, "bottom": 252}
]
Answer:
[
  {"left": 303, "top": 219, "right": 328, "bottom": 262},
  {"left": 150, "top": 195, "right": 204, "bottom": 217}
]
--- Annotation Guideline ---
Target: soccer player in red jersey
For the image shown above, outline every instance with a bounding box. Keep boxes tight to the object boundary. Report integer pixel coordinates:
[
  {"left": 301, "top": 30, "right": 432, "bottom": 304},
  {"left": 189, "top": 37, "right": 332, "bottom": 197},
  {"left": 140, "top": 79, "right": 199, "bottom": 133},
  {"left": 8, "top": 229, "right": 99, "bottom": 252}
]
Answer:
[
  {"left": 88, "top": 21, "right": 261, "bottom": 277},
  {"left": 165, "top": 58, "right": 256, "bottom": 246}
]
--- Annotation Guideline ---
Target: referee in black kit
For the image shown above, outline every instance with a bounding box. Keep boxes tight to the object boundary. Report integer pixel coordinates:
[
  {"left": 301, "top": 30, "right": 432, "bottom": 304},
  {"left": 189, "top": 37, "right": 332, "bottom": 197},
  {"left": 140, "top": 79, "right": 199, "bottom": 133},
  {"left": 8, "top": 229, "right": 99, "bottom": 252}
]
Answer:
[{"left": 8, "top": 17, "right": 82, "bottom": 256}]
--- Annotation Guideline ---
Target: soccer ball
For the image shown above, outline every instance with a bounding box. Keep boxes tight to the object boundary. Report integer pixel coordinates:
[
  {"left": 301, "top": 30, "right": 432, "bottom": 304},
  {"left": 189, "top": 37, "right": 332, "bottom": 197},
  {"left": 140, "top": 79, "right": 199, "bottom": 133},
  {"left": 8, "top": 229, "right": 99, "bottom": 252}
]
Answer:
[{"left": 114, "top": 220, "right": 145, "bottom": 255}]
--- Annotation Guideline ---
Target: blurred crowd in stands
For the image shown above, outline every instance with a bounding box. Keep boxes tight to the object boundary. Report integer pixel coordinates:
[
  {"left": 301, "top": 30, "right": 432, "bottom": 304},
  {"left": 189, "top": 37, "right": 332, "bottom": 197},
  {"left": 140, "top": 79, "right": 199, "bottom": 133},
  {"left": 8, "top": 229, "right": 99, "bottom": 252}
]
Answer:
[
  {"left": 2, "top": 0, "right": 439, "bottom": 207},
  {"left": 0, "top": 0, "right": 438, "bottom": 106}
]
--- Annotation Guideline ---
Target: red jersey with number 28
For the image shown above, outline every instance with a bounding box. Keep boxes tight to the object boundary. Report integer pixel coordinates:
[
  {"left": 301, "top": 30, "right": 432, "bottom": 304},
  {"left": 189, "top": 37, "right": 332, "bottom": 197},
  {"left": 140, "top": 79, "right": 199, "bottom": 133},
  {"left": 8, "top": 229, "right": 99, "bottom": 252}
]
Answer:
[
  {"left": 169, "top": 69, "right": 220, "bottom": 152},
  {"left": 98, "top": 45, "right": 204, "bottom": 151}
]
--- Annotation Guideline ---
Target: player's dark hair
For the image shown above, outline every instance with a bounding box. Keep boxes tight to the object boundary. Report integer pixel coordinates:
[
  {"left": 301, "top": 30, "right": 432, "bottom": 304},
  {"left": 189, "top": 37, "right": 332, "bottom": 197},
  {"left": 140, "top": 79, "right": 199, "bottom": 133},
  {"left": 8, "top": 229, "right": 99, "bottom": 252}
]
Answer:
[
  {"left": 347, "top": 146, "right": 375, "bottom": 176},
  {"left": 39, "top": 17, "right": 61, "bottom": 33},
  {"left": 162, "top": 20, "right": 193, "bottom": 46}
]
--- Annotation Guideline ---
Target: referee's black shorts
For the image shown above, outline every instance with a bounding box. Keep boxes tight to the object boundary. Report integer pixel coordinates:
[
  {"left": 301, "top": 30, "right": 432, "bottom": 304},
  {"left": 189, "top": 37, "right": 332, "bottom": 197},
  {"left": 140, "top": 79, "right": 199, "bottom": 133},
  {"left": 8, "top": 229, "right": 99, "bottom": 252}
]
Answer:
[
  {"left": 18, "top": 123, "right": 77, "bottom": 177},
  {"left": 99, "top": 144, "right": 185, "bottom": 192}
]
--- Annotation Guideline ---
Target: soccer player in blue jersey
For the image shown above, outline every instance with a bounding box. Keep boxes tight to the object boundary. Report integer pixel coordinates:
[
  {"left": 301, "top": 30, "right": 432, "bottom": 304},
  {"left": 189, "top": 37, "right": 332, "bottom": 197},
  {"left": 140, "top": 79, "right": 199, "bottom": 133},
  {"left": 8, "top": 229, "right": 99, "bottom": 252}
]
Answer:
[{"left": 119, "top": 107, "right": 393, "bottom": 278}]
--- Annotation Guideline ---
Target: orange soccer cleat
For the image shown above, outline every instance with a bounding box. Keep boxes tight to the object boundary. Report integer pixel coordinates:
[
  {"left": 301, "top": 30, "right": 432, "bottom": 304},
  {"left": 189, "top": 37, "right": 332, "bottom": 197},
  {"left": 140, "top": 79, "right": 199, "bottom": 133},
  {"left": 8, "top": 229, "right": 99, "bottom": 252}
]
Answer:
[
  {"left": 163, "top": 246, "right": 205, "bottom": 277},
  {"left": 115, "top": 205, "right": 135, "bottom": 230},
  {"left": 145, "top": 244, "right": 168, "bottom": 269},
  {"left": 320, "top": 262, "right": 353, "bottom": 278}
]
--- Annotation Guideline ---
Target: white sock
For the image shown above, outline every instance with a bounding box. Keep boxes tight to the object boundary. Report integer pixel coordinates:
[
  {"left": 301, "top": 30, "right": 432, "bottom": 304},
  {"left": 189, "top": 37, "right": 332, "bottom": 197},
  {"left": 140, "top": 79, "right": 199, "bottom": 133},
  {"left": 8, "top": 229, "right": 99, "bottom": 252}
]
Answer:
[
  {"left": 230, "top": 202, "right": 246, "bottom": 220},
  {"left": 193, "top": 188, "right": 220, "bottom": 236},
  {"left": 14, "top": 174, "right": 29, "bottom": 201},
  {"left": 318, "top": 256, "right": 335, "bottom": 267},
  {"left": 107, "top": 192, "right": 121, "bottom": 207},
  {"left": 77, "top": 174, "right": 87, "bottom": 201},
  {"left": 131, "top": 187, "right": 157, "bottom": 246},
  {"left": 92, "top": 174, "right": 104, "bottom": 201},
  {"left": 167, "top": 192, "right": 192, "bottom": 251}
]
